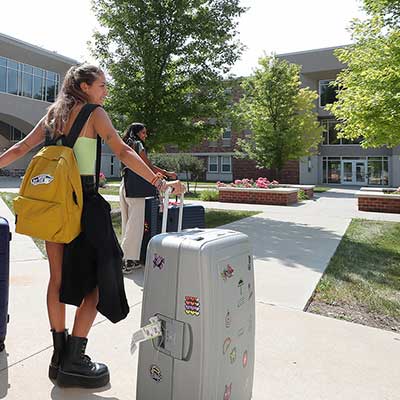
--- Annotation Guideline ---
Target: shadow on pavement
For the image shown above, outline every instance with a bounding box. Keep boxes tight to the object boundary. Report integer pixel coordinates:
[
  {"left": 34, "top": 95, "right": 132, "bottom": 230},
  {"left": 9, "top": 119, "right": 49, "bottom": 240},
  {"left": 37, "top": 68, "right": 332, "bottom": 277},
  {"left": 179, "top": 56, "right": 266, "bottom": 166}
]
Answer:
[
  {"left": 315, "top": 191, "right": 358, "bottom": 199},
  {"left": 123, "top": 267, "right": 145, "bottom": 288},
  {"left": 50, "top": 384, "right": 120, "bottom": 400},
  {"left": 223, "top": 215, "right": 343, "bottom": 273},
  {"left": 0, "top": 348, "right": 9, "bottom": 399}
]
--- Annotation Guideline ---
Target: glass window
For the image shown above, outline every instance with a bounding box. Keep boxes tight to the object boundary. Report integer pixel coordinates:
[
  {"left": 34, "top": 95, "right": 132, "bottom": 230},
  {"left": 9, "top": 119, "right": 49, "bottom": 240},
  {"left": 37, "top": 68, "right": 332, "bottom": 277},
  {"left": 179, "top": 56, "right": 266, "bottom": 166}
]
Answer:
[
  {"left": 22, "top": 72, "right": 33, "bottom": 98},
  {"left": 7, "top": 68, "right": 18, "bottom": 95},
  {"left": 319, "top": 80, "right": 338, "bottom": 107},
  {"left": 328, "top": 122, "right": 339, "bottom": 145},
  {"left": 208, "top": 156, "right": 218, "bottom": 172},
  {"left": 367, "top": 157, "right": 389, "bottom": 186},
  {"left": 23, "top": 64, "right": 33, "bottom": 74},
  {"left": 221, "top": 156, "right": 231, "bottom": 173},
  {"left": 7, "top": 60, "right": 18, "bottom": 70},
  {"left": 327, "top": 160, "right": 341, "bottom": 183},
  {"left": 0, "top": 56, "right": 58, "bottom": 102},
  {"left": 10, "top": 126, "right": 25, "bottom": 142},
  {"left": 0, "top": 66, "right": 6, "bottom": 92},
  {"left": 223, "top": 129, "right": 231, "bottom": 139},
  {"left": 33, "top": 67, "right": 43, "bottom": 76},
  {"left": 33, "top": 75, "right": 44, "bottom": 100},
  {"left": 46, "top": 78, "right": 56, "bottom": 102}
]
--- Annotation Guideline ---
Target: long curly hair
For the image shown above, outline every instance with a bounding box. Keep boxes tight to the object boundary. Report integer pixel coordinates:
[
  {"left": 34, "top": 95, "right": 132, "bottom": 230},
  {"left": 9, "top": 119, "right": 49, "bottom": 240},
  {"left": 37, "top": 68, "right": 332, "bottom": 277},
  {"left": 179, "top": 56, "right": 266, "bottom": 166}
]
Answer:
[
  {"left": 44, "top": 64, "right": 102, "bottom": 136},
  {"left": 122, "top": 123, "right": 146, "bottom": 147}
]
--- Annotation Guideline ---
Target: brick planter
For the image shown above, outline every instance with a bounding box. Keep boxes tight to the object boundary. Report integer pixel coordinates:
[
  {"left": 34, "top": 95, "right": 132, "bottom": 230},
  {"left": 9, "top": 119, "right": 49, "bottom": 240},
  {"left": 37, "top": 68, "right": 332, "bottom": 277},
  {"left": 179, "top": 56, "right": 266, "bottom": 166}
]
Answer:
[
  {"left": 356, "top": 192, "right": 400, "bottom": 214},
  {"left": 218, "top": 187, "right": 299, "bottom": 205}
]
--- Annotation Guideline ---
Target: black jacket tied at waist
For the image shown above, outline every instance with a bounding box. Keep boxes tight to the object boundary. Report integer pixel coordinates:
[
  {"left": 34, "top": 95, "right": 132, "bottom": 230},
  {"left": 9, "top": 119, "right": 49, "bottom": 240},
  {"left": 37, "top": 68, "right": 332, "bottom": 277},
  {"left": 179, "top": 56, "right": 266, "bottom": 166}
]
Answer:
[{"left": 60, "top": 190, "right": 129, "bottom": 323}]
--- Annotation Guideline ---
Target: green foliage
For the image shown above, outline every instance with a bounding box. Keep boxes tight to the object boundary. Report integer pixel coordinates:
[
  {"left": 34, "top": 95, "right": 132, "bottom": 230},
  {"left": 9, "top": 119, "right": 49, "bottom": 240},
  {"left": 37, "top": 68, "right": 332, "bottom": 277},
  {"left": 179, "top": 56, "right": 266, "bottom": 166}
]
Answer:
[
  {"left": 297, "top": 189, "right": 308, "bottom": 201},
  {"left": 234, "top": 56, "right": 322, "bottom": 175},
  {"left": 199, "top": 189, "right": 219, "bottom": 201},
  {"left": 328, "top": 16, "right": 400, "bottom": 148},
  {"left": 91, "top": 0, "right": 246, "bottom": 150},
  {"left": 364, "top": 0, "right": 400, "bottom": 27},
  {"left": 149, "top": 153, "right": 206, "bottom": 191}
]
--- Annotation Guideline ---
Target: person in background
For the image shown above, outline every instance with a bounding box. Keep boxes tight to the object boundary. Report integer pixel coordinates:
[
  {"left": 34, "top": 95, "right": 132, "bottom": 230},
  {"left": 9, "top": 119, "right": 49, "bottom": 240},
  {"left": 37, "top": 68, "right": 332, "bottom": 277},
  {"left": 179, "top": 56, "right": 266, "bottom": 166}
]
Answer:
[{"left": 119, "top": 123, "right": 177, "bottom": 273}]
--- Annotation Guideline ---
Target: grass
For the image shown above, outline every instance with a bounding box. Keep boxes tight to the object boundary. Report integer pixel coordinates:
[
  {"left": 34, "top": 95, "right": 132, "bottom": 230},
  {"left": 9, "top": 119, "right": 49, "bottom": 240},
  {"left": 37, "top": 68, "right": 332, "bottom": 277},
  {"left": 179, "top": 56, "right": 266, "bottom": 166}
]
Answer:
[
  {"left": 314, "top": 186, "right": 330, "bottom": 193},
  {"left": 308, "top": 219, "right": 400, "bottom": 332}
]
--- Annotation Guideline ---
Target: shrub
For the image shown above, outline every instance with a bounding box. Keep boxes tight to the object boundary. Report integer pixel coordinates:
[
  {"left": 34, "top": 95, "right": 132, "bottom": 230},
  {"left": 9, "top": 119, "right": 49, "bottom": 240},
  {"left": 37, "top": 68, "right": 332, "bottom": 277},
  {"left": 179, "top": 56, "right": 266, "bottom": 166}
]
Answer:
[
  {"left": 200, "top": 190, "right": 219, "bottom": 201},
  {"left": 297, "top": 189, "right": 308, "bottom": 201}
]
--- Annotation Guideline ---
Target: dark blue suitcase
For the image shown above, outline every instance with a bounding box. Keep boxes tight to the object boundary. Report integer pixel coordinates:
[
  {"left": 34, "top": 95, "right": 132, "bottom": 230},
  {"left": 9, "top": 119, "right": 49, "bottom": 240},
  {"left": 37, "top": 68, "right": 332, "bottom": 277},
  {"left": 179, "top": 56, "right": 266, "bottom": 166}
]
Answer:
[
  {"left": 139, "top": 197, "right": 160, "bottom": 264},
  {"left": 140, "top": 200, "right": 205, "bottom": 263},
  {"left": 0, "top": 217, "right": 11, "bottom": 352},
  {"left": 157, "top": 203, "right": 205, "bottom": 232}
]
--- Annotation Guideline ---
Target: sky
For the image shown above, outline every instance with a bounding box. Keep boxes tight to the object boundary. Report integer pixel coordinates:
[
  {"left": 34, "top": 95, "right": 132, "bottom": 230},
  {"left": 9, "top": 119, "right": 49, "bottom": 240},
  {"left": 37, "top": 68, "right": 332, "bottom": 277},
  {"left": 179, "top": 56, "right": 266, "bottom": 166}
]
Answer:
[{"left": 1, "top": 0, "right": 367, "bottom": 77}]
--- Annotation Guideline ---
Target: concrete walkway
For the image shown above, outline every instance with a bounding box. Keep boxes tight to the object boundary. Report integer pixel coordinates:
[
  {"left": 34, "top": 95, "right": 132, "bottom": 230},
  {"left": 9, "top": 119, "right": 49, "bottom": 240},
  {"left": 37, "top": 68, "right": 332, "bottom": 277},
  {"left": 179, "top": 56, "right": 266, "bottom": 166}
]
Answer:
[{"left": 1, "top": 178, "right": 400, "bottom": 399}]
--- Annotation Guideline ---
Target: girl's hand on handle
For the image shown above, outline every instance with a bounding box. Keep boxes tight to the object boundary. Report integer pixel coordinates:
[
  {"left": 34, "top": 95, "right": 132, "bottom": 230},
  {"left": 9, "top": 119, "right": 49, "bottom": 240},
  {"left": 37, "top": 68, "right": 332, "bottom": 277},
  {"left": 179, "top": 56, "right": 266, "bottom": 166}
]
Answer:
[{"left": 166, "top": 180, "right": 186, "bottom": 195}]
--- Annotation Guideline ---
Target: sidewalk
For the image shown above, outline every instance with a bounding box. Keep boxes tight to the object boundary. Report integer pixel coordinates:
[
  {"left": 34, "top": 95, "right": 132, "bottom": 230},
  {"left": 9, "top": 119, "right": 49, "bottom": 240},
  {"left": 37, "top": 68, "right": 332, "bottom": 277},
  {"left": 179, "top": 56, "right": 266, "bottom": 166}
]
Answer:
[{"left": 1, "top": 180, "right": 400, "bottom": 399}]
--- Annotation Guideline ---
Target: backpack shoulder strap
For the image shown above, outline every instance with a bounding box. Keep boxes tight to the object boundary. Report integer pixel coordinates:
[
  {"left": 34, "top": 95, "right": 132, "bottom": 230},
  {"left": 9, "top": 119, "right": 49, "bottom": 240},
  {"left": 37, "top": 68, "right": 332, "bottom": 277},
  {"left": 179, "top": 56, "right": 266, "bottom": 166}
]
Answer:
[
  {"left": 62, "top": 104, "right": 102, "bottom": 148},
  {"left": 95, "top": 135, "right": 102, "bottom": 192}
]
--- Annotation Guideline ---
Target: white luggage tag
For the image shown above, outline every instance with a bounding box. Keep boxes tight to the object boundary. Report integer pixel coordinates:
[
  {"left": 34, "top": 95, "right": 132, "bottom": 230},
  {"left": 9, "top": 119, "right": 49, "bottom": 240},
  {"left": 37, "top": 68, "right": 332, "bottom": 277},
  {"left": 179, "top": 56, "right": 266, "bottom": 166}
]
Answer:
[{"left": 130, "top": 316, "right": 163, "bottom": 355}]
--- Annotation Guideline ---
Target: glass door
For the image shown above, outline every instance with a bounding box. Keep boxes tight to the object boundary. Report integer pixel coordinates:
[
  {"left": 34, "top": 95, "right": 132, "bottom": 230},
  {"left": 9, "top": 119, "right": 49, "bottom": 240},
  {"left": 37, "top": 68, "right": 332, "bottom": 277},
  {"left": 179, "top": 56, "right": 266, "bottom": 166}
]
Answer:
[
  {"left": 341, "top": 160, "right": 367, "bottom": 185},
  {"left": 342, "top": 161, "right": 353, "bottom": 184},
  {"left": 355, "top": 161, "right": 367, "bottom": 185}
]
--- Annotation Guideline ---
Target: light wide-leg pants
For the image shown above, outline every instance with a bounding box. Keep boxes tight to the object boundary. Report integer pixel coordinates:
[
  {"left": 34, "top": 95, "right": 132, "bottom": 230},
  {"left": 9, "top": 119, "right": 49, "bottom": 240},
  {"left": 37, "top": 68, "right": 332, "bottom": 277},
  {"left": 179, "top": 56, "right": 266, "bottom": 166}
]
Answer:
[{"left": 119, "top": 180, "right": 145, "bottom": 261}]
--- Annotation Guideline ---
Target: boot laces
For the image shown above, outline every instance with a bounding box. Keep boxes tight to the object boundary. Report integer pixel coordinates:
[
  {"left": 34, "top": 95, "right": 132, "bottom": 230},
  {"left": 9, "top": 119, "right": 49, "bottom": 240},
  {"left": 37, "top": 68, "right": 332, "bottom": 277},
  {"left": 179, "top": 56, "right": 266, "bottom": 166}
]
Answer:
[{"left": 80, "top": 343, "right": 93, "bottom": 366}]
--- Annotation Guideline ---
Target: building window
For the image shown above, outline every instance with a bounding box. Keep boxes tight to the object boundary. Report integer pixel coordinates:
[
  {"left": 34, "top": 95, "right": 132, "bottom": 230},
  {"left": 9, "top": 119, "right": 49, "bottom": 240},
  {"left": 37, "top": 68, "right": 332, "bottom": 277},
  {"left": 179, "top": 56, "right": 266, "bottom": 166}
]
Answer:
[
  {"left": 321, "top": 119, "right": 363, "bottom": 145},
  {"left": 222, "top": 123, "right": 232, "bottom": 147},
  {"left": 322, "top": 157, "right": 341, "bottom": 184},
  {"left": 221, "top": 156, "right": 231, "bottom": 173},
  {"left": 322, "top": 156, "right": 389, "bottom": 185},
  {"left": 222, "top": 128, "right": 231, "bottom": 140},
  {"left": 9, "top": 126, "right": 25, "bottom": 142},
  {"left": 368, "top": 157, "right": 389, "bottom": 186},
  {"left": 0, "top": 56, "right": 59, "bottom": 102},
  {"left": 319, "top": 80, "right": 338, "bottom": 107},
  {"left": 110, "top": 156, "right": 114, "bottom": 175},
  {"left": 208, "top": 156, "right": 218, "bottom": 172}
]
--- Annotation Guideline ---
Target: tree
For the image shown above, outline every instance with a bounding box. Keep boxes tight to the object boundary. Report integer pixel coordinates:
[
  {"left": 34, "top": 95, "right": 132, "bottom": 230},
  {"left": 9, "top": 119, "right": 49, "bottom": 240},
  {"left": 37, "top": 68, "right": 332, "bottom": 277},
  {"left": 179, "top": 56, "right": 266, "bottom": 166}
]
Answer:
[
  {"left": 234, "top": 56, "right": 322, "bottom": 178},
  {"left": 364, "top": 0, "right": 400, "bottom": 27},
  {"left": 91, "top": 0, "right": 246, "bottom": 150},
  {"left": 328, "top": 3, "right": 400, "bottom": 147},
  {"left": 149, "top": 153, "right": 205, "bottom": 192}
]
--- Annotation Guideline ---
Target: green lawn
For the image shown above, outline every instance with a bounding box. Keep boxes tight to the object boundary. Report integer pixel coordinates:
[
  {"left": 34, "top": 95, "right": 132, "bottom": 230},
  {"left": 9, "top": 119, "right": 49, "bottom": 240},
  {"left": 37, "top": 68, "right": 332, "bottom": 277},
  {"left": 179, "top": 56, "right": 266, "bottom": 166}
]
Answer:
[
  {"left": 308, "top": 219, "right": 400, "bottom": 332},
  {"left": 314, "top": 186, "right": 330, "bottom": 193}
]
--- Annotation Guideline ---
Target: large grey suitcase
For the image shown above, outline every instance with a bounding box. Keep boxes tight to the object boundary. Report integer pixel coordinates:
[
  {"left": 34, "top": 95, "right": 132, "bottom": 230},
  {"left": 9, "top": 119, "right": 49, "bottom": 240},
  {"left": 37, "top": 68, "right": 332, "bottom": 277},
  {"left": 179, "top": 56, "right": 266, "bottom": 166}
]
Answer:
[{"left": 137, "top": 190, "right": 255, "bottom": 400}]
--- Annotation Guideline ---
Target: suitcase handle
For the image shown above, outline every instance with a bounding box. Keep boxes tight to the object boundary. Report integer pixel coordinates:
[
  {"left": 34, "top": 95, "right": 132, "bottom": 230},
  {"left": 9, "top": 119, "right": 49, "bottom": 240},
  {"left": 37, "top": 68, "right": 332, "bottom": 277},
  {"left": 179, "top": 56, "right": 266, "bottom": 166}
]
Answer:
[{"left": 161, "top": 187, "right": 184, "bottom": 233}]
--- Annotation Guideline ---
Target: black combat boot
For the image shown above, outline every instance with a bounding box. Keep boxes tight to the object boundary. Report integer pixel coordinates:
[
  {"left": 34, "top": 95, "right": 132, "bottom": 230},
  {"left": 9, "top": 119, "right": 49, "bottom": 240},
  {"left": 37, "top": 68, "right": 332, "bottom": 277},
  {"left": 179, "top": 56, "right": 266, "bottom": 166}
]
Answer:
[
  {"left": 49, "top": 329, "right": 68, "bottom": 380},
  {"left": 56, "top": 335, "right": 110, "bottom": 388}
]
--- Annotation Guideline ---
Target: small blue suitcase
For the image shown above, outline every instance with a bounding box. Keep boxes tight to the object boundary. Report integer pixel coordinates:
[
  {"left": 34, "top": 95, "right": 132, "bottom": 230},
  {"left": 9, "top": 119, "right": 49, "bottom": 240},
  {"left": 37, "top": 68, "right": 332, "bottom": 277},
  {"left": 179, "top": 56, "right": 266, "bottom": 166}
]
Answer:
[{"left": 0, "top": 217, "right": 11, "bottom": 352}]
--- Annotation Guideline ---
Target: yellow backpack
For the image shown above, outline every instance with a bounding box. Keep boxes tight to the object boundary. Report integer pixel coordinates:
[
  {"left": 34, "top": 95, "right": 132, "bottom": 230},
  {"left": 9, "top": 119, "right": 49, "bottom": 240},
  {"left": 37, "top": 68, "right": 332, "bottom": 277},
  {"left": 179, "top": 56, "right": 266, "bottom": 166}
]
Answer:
[{"left": 13, "top": 104, "right": 100, "bottom": 243}]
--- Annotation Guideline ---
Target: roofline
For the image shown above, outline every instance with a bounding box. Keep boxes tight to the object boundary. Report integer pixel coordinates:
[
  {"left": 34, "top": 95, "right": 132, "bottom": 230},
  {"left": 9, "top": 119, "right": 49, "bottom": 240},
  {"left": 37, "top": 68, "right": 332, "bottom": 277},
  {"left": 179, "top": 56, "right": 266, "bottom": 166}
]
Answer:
[
  {"left": 277, "top": 44, "right": 349, "bottom": 58},
  {"left": 0, "top": 32, "right": 79, "bottom": 65}
]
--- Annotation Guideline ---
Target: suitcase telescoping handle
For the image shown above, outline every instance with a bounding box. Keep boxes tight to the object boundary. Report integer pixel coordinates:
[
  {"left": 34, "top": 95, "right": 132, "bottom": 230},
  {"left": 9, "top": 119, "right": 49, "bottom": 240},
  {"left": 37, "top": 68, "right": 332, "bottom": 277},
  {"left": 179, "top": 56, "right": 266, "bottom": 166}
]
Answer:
[{"left": 161, "top": 186, "right": 184, "bottom": 233}]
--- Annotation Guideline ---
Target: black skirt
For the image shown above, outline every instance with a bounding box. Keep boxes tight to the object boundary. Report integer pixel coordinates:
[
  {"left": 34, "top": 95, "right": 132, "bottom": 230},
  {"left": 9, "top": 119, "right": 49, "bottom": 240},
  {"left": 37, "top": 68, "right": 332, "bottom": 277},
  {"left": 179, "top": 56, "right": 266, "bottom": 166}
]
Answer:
[{"left": 60, "top": 178, "right": 129, "bottom": 323}]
